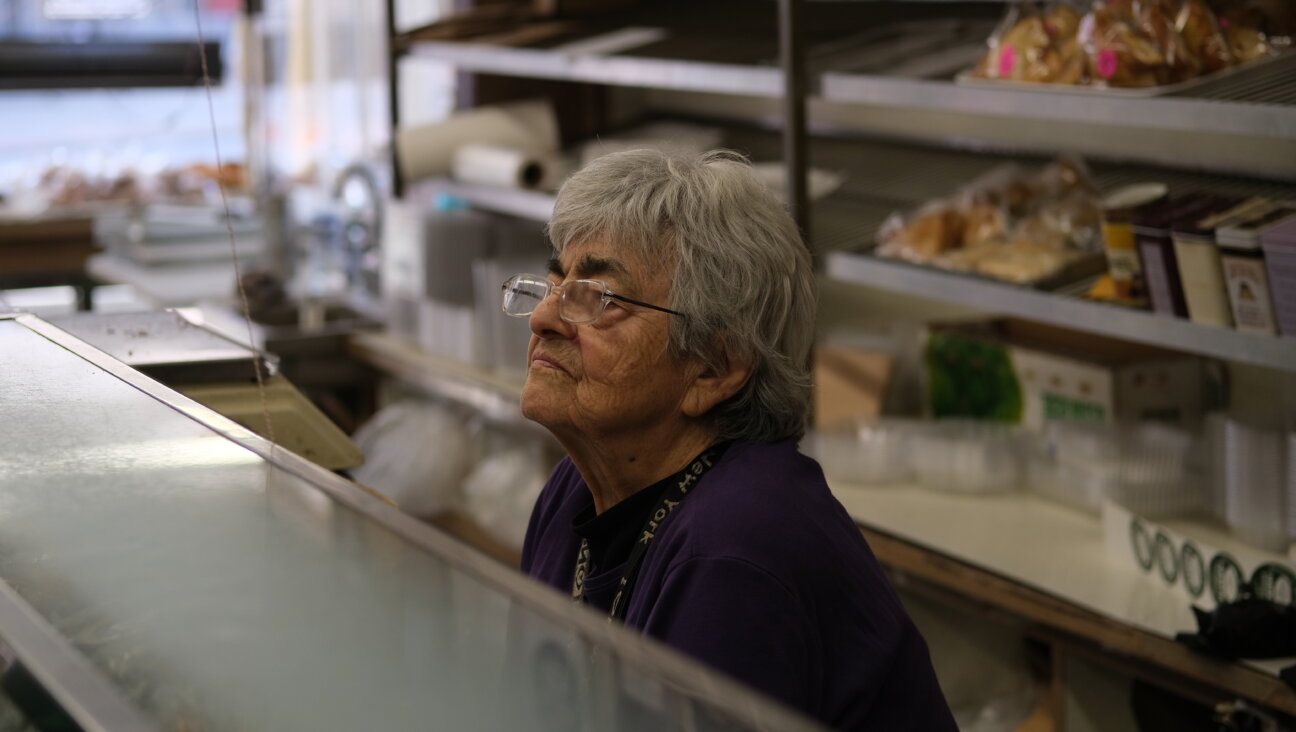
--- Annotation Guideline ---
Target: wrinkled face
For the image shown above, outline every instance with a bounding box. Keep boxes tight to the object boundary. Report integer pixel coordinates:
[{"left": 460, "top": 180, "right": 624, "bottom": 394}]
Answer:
[{"left": 520, "top": 238, "right": 697, "bottom": 444}]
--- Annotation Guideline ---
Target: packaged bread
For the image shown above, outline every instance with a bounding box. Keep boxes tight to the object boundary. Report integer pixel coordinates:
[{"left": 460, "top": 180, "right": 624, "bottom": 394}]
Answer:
[
  {"left": 972, "top": 239, "right": 1086, "bottom": 283},
  {"left": 972, "top": 2, "right": 1090, "bottom": 84},
  {"left": 1050, "top": 4, "right": 1092, "bottom": 84},
  {"left": 1214, "top": 5, "right": 1279, "bottom": 63},
  {"left": 962, "top": 200, "right": 1010, "bottom": 246},
  {"left": 874, "top": 157, "right": 1103, "bottom": 285},
  {"left": 876, "top": 204, "right": 966, "bottom": 263},
  {"left": 1077, "top": 2, "right": 1169, "bottom": 87},
  {"left": 1226, "top": 24, "right": 1276, "bottom": 62},
  {"left": 975, "top": 3, "right": 1055, "bottom": 83},
  {"left": 968, "top": 0, "right": 1286, "bottom": 90},
  {"left": 1176, "top": 0, "right": 1236, "bottom": 72},
  {"left": 1045, "top": 3, "right": 1084, "bottom": 39},
  {"left": 1136, "top": 0, "right": 1202, "bottom": 81}
]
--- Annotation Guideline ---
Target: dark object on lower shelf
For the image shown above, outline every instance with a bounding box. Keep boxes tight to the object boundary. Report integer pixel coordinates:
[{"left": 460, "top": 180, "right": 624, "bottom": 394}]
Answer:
[
  {"left": 1130, "top": 680, "right": 1216, "bottom": 732},
  {"left": 1175, "top": 587, "right": 1296, "bottom": 665}
]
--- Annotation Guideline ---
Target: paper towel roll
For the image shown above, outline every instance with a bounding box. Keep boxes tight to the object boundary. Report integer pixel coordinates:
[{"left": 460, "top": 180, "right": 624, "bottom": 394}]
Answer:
[
  {"left": 395, "top": 100, "right": 559, "bottom": 183},
  {"left": 451, "top": 143, "right": 545, "bottom": 190}
]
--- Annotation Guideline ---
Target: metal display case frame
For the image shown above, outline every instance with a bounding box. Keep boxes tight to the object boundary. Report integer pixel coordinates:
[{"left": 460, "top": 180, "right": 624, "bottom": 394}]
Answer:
[{"left": 0, "top": 312, "right": 822, "bottom": 732}]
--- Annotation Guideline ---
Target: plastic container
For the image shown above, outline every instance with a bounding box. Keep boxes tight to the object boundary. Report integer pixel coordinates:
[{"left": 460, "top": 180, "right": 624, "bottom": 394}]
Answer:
[
  {"left": 912, "top": 420, "right": 1024, "bottom": 494},
  {"left": 1258, "top": 214, "right": 1296, "bottom": 337},
  {"left": 1216, "top": 204, "right": 1296, "bottom": 335},
  {"left": 1106, "top": 422, "right": 1204, "bottom": 519},
  {"left": 806, "top": 418, "right": 919, "bottom": 485},
  {"left": 1027, "top": 420, "right": 1119, "bottom": 514},
  {"left": 1218, "top": 417, "right": 1288, "bottom": 553},
  {"left": 1029, "top": 420, "right": 1202, "bottom": 518},
  {"left": 1171, "top": 197, "right": 1267, "bottom": 328}
]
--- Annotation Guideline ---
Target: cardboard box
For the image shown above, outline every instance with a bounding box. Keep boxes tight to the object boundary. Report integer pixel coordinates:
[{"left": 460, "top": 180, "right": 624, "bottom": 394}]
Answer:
[
  {"left": 925, "top": 319, "right": 1213, "bottom": 430},
  {"left": 813, "top": 345, "right": 894, "bottom": 428}
]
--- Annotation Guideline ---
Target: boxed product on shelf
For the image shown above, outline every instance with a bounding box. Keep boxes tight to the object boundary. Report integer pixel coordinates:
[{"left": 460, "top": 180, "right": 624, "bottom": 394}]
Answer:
[
  {"left": 964, "top": 0, "right": 1291, "bottom": 91},
  {"left": 1258, "top": 213, "right": 1296, "bottom": 337},
  {"left": 925, "top": 318, "right": 1213, "bottom": 430},
  {"left": 874, "top": 157, "right": 1106, "bottom": 288},
  {"left": 1133, "top": 192, "right": 1236, "bottom": 318},
  {"left": 812, "top": 337, "right": 895, "bottom": 429},
  {"left": 1171, "top": 196, "right": 1271, "bottom": 328},
  {"left": 1217, "top": 202, "right": 1296, "bottom": 335}
]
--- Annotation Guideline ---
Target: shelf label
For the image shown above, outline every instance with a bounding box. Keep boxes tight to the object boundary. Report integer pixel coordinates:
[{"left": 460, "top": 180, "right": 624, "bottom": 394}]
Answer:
[
  {"left": 1097, "top": 49, "right": 1119, "bottom": 80},
  {"left": 998, "top": 45, "right": 1017, "bottom": 78}
]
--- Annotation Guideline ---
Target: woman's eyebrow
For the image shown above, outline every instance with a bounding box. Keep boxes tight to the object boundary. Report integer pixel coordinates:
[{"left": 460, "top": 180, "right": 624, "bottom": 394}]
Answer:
[
  {"left": 548, "top": 254, "right": 631, "bottom": 282},
  {"left": 571, "top": 254, "right": 628, "bottom": 280}
]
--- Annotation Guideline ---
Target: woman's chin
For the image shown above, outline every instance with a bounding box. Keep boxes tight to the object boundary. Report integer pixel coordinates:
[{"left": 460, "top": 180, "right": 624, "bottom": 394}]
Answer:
[{"left": 520, "top": 385, "right": 564, "bottom": 429}]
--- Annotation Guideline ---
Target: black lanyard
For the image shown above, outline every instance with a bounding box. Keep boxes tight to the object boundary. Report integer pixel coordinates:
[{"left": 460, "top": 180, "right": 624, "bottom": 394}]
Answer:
[{"left": 571, "top": 446, "right": 722, "bottom": 621}]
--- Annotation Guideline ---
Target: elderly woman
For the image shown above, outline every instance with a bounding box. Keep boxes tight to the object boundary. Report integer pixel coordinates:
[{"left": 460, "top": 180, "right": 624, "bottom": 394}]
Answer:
[{"left": 509, "top": 149, "right": 955, "bottom": 729}]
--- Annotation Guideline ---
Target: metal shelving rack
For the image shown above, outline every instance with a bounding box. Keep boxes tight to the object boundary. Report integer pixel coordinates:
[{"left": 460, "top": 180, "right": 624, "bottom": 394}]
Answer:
[
  {"left": 820, "top": 53, "right": 1296, "bottom": 139},
  {"left": 406, "top": 40, "right": 785, "bottom": 97},
  {"left": 410, "top": 125, "right": 1296, "bottom": 371},
  {"left": 383, "top": 1, "right": 1296, "bottom": 721},
  {"left": 827, "top": 252, "right": 1296, "bottom": 370},
  {"left": 347, "top": 330, "right": 544, "bottom": 436},
  {"left": 424, "top": 179, "right": 556, "bottom": 221},
  {"left": 399, "top": 5, "right": 1296, "bottom": 144}
]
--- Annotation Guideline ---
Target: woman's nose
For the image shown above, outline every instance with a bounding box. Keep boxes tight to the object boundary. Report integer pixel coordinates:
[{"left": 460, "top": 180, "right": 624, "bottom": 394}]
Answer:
[{"left": 528, "top": 287, "right": 575, "bottom": 339}]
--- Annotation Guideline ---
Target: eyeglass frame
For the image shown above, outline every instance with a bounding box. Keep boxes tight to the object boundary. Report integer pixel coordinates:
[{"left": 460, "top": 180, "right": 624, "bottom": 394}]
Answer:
[{"left": 501, "top": 273, "right": 686, "bottom": 325}]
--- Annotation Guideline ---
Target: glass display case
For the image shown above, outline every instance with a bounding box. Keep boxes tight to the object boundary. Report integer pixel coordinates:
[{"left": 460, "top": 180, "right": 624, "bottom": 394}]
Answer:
[{"left": 0, "top": 313, "right": 819, "bottom": 732}]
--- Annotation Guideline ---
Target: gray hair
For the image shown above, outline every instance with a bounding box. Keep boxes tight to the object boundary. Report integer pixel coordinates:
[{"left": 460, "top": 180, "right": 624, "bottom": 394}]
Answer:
[{"left": 547, "top": 148, "right": 816, "bottom": 443}]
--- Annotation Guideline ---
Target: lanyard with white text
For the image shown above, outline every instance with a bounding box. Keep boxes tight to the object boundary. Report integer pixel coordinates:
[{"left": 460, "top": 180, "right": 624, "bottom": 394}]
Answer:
[{"left": 571, "top": 447, "right": 721, "bottom": 621}]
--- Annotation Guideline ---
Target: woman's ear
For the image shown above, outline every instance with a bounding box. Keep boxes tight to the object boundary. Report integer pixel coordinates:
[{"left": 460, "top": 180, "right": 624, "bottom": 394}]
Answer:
[{"left": 682, "top": 350, "right": 752, "bottom": 418}]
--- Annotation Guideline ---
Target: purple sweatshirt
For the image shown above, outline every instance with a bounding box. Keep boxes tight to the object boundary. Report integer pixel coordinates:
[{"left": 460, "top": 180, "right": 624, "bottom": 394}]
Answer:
[{"left": 521, "top": 439, "right": 957, "bottom": 730}]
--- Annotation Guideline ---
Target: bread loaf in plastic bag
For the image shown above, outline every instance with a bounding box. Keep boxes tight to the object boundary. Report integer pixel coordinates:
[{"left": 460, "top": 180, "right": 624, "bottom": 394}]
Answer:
[{"left": 350, "top": 399, "right": 475, "bottom": 518}]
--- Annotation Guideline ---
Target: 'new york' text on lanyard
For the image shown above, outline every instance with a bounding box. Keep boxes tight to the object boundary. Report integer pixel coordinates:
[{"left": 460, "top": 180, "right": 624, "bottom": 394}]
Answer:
[{"left": 571, "top": 447, "right": 721, "bottom": 621}]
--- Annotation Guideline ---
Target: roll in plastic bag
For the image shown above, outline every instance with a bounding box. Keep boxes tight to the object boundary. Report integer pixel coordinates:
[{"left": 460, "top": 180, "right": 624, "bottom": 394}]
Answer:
[
  {"left": 350, "top": 399, "right": 475, "bottom": 518},
  {"left": 462, "top": 447, "right": 549, "bottom": 549}
]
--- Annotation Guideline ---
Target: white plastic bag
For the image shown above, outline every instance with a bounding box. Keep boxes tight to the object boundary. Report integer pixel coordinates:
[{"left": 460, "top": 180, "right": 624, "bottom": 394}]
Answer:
[
  {"left": 350, "top": 400, "right": 475, "bottom": 518},
  {"left": 461, "top": 446, "right": 548, "bottom": 549}
]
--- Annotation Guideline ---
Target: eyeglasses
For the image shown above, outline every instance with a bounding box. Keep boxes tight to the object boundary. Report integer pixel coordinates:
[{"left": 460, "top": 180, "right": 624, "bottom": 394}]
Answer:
[{"left": 501, "top": 274, "right": 685, "bottom": 325}]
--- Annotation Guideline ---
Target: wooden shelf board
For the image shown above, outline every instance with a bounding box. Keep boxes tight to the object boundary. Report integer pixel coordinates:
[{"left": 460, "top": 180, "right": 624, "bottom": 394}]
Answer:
[{"left": 833, "top": 482, "right": 1296, "bottom": 715}]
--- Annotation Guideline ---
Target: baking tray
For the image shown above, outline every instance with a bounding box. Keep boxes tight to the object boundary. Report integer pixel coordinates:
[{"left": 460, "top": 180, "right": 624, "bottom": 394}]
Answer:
[
  {"left": 954, "top": 49, "right": 1292, "bottom": 97},
  {"left": 865, "top": 246, "right": 1110, "bottom": 292},
  {"left": 48, "top": 309, "right": 272, "bottom": 385}
]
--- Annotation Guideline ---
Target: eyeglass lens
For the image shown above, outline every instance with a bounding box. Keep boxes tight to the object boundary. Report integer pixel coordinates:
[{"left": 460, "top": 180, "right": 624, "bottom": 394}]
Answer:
[
  {"left": 562, "top": 281, "right": 605, "bottom": 322},
  {"left": 502, "top": 276, "right": 606, "bottom": 324},
  {"left": 502, "top": 277, "right": 546, "bottom": 316}
]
